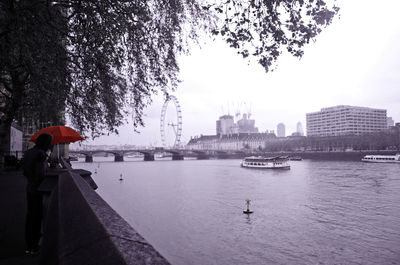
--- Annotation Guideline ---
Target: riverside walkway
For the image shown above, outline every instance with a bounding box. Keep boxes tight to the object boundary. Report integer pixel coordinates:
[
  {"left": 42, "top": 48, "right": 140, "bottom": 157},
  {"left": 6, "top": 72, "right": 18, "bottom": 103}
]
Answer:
[{"left": 0, "top": 170, "right": 39, "bottom": 265}]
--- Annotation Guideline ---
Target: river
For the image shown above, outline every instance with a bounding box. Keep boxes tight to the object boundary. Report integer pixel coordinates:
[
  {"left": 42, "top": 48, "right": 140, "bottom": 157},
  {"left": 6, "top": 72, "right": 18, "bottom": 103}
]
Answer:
[{"left": 72, "top": 158, "right": 400, "bottom": 265}]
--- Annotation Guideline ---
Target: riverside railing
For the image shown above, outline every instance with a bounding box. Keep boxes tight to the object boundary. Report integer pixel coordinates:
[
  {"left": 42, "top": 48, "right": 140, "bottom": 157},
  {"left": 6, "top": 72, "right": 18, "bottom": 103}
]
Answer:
[{"left": 39, "top": 158, "right": 170, "bottom": 265}]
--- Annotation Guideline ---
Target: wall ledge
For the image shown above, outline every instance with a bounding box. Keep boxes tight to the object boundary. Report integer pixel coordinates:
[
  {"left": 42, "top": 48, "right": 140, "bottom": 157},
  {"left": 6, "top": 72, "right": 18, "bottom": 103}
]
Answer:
[{"left": 40, "top": 170, "right": 170, "bottom": 265}]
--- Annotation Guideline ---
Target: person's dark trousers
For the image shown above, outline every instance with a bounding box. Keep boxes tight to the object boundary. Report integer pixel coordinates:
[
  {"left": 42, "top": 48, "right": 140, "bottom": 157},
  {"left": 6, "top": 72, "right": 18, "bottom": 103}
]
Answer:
[{"left": 25, "top": 184, "right": 43, "bottom": 251}]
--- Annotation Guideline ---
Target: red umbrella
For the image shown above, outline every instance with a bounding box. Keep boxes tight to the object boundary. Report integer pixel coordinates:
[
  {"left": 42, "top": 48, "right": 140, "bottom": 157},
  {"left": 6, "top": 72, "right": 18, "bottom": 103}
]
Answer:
[{"left": 30, "top": 126, "right": 84, "bottom": 144}]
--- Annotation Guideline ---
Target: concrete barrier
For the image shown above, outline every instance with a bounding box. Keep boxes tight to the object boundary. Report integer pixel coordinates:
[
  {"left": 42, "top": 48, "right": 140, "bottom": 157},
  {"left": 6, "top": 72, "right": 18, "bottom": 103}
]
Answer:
[{"left": 40, "top": 170, "right": 170, "bottom": 265}]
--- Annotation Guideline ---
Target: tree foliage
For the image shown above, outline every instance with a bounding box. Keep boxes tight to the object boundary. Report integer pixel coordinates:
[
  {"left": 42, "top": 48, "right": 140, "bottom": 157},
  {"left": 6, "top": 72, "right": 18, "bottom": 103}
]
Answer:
[
  {"left": 0, "top": 0, "right": 68, "bottom": 126},
  {"left": 206, "top": 0, "right": 339, "bottom": 72},
  {"left": 0, "top": 0, "right": 338, "bottom": 139}
]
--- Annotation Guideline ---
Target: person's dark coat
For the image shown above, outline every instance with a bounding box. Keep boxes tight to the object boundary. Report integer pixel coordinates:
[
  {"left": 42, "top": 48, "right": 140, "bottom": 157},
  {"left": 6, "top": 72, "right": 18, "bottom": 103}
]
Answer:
[
  {"left": 22, "top": 133, "right": 53, "bottom": 251},
  {"left": 23, "top": 133, "right": 53, "bottom": 187}
]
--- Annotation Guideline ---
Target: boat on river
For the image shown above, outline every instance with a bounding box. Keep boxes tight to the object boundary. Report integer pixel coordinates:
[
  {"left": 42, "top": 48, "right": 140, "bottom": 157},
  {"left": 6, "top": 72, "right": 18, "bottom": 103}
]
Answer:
[
  {"left": 155, "top": 152, "right": 172, "bottom": 159},
  {"left": 361, "top": 153, "right": 400, "bottom": 163},
  {"left": 241, "top": 156, "right": 290, "bottom": 169}
]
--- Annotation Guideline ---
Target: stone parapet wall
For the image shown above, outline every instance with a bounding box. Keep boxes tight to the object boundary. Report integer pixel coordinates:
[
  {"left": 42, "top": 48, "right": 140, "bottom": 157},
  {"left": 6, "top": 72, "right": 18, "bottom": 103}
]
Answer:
[{"left": 40, "top": 170, "right": 170, "bottom": 265}]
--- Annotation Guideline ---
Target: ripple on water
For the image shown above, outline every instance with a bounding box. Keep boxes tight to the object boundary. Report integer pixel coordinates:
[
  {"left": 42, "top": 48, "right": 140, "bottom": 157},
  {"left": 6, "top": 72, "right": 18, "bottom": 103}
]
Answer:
[{"left": 73, "top": 159, "right": 400, "bottom": 265}]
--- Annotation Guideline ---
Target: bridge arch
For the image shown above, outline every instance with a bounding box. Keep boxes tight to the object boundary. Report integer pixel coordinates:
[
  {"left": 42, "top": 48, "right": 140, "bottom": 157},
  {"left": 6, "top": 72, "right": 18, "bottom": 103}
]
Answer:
[
  {"left": 69, "top": 150, "right": 124, "bottom": 162},
  {"left": 118, "top": 150, "right": 155, "bottom": 161},
  {"left": 69, "top": 151, "right": 93, "bottom": 162}
]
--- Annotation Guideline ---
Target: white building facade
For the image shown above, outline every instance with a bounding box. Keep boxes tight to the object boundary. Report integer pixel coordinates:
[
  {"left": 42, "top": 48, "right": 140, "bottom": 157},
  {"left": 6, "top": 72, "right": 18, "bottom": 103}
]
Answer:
[
  {"left": 306, "top": 105, "right": 387, "bottom": 137},
  {"left": 187, "top": 133, "right": 276, "bottom": 151}
]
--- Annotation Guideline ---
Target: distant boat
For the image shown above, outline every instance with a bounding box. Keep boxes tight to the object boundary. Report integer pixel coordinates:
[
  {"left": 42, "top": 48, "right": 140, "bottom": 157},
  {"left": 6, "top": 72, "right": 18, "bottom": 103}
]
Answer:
[
  {"left": 241, "top": 156, "right": 290, "bottom": 169},
  {"left": 155, "top": 152, "right": 172, "bottom": 159},
  {"left": 361, "top": 153, "right": 400, "bottom": 163}
]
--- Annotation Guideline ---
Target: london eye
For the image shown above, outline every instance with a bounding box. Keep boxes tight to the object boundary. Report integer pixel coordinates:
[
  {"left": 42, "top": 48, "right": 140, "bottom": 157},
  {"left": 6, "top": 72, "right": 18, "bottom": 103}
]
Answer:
[{"left": 160, "top": 95, "right": 182, "bottom": 148}]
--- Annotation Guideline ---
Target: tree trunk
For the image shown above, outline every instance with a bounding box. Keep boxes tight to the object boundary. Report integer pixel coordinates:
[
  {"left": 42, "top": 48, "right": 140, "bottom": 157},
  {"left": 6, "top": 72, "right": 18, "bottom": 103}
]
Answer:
[{"left": 0, "top": 123, "right": 11, "bottom": 169}]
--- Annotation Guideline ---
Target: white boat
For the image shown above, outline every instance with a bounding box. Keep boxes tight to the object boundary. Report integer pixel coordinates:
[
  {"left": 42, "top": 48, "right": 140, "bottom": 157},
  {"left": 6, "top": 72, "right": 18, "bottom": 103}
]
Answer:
[
  {"left": 241, "top": 156, "right": 290, "bottom": 169},
  {"left": 155, "top": 152, "right": 172, "bottom": 159},
  {"left": 361, "top": 153, "right": 400, "bottom": 163}
]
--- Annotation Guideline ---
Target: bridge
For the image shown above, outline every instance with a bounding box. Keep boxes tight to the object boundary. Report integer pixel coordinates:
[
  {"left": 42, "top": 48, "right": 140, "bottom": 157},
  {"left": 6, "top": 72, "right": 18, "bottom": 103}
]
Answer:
[
  {"left": 69, "top": 149, "right": 223, "bottom": 162},
  {"left": 70, "top": 149, "right": 400, "bottom": 163}
]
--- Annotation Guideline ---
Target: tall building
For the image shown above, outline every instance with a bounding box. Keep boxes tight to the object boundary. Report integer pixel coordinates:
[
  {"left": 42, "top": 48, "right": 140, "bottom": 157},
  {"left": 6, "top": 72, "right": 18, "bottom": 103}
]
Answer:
[
  {"left": 387, "top": 117, "right": 394, "bottom": 128},
  {"left": 217, "top": 113, "right": 258, "bottom": 135},
  {"left": 296, "top": 122, "right": 304, "bottom": 136},
  {"left": 306, "top": 105, "right": 387, "bottom": 137},
  {"left": 236, "top": 113, "right": 258, "bottom": 134},
  {"left": 277, "top": 123, "right": 285, "bottom": 137},
  {"left": 216, "top": 115, "right": 234, "bottom": 135}
]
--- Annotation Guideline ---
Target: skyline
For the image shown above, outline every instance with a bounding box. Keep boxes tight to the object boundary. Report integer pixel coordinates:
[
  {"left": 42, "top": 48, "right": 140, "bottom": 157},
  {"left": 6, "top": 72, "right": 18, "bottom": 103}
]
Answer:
[{"left": 76, "top": 0, "right": 400, "bottom": 147}]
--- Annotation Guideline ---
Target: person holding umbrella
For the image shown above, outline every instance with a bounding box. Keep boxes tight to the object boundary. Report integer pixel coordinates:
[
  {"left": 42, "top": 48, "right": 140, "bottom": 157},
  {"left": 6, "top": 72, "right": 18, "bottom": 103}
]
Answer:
[
  {"left": 22, "top": 133, "right": 53, "bottom": 255},
  {"left": 29, "top": 125, "right": 84, "bottom": 164}
]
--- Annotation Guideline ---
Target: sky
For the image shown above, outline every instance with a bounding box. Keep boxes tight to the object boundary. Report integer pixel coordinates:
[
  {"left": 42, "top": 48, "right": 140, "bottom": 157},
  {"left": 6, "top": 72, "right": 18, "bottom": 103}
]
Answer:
[{"left": 77, "top": 0, "right": 400, "bottom": 147}]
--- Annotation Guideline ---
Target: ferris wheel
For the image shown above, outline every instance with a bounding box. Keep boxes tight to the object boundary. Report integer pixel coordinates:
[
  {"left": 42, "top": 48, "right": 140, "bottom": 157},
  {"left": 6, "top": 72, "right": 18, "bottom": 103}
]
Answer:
[{"left": 160, "top": 95, "right": 182, "bottom": 148}]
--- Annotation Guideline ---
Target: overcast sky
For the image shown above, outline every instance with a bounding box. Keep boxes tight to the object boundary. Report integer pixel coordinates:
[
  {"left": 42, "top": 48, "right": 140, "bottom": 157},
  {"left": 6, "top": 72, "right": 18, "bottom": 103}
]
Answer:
[{"left": 78, "top": 0, "right": 400, "bottom": 147}]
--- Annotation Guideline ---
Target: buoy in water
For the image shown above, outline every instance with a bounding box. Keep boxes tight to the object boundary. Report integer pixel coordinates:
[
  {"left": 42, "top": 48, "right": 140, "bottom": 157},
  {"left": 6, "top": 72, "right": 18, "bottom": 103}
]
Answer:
[
  {"left": 243, "top": 199, "right": 253, "bottom": 214},
  {"left": 119, "top": 173, "right": 123, "bottom": 181},
  {"left": 94, "top": 169, "right": 97, "bottom": 174}
]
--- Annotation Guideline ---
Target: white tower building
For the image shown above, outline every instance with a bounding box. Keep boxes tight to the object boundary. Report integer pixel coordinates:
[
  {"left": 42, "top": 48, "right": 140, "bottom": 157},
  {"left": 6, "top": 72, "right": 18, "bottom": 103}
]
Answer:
[
  {"left": 277, "top": 123, "right": 285, "bottom": 137},
  {"left": 296, "top": 122, "right": 304, "bottom": 136}
]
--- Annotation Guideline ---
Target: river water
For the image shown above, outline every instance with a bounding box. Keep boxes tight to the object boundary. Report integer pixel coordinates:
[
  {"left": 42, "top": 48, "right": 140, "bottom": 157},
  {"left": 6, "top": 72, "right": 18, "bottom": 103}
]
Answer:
[{"left": 72, "top": 158, "right": 400, "bottom": 265}]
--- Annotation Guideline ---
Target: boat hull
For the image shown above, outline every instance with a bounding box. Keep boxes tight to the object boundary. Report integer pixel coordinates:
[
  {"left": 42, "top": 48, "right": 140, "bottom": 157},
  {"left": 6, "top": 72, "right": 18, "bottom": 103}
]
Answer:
[
  {"left": 361, "top": 159, "right": 400, "bottom": 163},
  {"left": 241, "top": 156, "right": 291, "bottom": 169},
  {"left": 241, "top": 162, "right": 290, "bottom": 169},
  {"left": 361, "top": 153, "right": 400, "bottom": 163}
]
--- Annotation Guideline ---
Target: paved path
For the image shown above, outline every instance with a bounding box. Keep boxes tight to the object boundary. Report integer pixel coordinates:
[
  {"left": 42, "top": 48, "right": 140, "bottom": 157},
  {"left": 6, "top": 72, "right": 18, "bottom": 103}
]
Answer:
[{"left": 0, "top": 170, "right": 39, "bottom": 265}]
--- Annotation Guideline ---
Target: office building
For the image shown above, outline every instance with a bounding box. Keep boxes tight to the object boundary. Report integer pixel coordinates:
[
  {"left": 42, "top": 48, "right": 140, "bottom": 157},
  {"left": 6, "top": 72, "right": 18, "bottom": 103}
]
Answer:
[
  {"left": 236, "top": 113, "right": 258, "bottom": 134},
  {"left": 306, "top": 105, "right": 387, "bottom": 136},
  {"left": 296, "top": 122, "right": 304, "bottom": 136},
  {"left": 277, "top": 123, "right": 285, "bottom": 137},
  {"left": 216, "top": 113, "right": 258, "bottom": 135},
  {"left": 216, "top": 115, "right": 234, "bottom": 135},
  {"left": 387, "top": 117, "right": 394, "bottom": 128}
]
